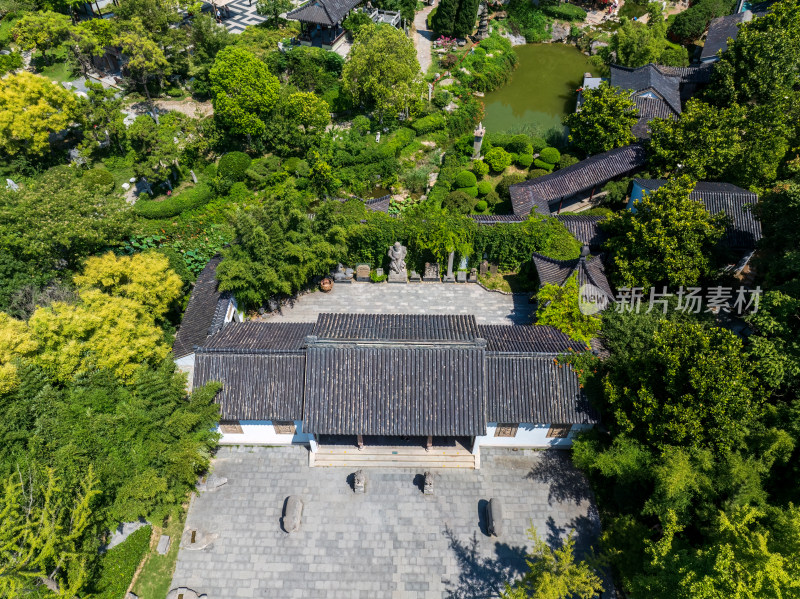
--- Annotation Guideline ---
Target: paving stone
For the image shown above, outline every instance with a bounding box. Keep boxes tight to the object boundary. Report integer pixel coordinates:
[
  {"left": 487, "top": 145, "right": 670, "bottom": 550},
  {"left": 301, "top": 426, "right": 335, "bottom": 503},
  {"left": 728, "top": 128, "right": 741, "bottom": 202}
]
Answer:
[{"left": 170, "top": 447, "right": 602, "bottom": 597}]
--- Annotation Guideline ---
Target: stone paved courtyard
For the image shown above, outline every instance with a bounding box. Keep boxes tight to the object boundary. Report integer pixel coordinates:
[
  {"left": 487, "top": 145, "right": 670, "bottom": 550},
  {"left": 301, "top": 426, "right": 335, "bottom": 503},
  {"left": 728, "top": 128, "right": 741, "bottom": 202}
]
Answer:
[
  {"left": 171, "top": 446, "right": 602, "bottom": 598},
  {"left": 261, "top": 282, "right": 535, "bottom": 325}
]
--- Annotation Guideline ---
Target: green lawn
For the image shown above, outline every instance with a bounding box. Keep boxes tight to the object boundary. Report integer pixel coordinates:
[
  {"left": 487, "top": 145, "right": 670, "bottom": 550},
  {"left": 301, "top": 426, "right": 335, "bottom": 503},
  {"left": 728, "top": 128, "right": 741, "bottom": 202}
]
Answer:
[{"left": 131, "top": 510, "right": 187, "bottom": 599}]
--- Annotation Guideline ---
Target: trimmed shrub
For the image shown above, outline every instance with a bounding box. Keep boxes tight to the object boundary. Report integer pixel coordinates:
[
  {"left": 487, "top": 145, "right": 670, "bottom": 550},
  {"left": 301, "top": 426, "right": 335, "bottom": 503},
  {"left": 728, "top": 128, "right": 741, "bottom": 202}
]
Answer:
[
  {"left": 227, "top": 182, "right": 251, "bottom": 202},
  {"left": 497, "top": 173, "right": 526, "bottom": 200},
  {"left": 507, "top": 134, "right": 533, "bottom": 155},
  {"left": 530, "top": 136, "right": 547, "bottom": 153},
  {"left": 352, "top": 115, "right": 371, "bottom": 135},
  {"left": 528, "top": 168, "right": 550, "bottom": 179},
  {"left": 82, "top": 168, "right": 115, "bottom": 192},
  {"left": 0, "top": 52, "right": 22, "bottom": 76},
  {"left": 558, "top": 154, "right": 579, "bottom": 170},
  {"left": 92, "top": 526, "right": 152, "bottom": 599},
  {"left": 432, "top": 88, "right": 452, "bottom": 109},
  {"left": 538, "top": 147, "right": 561, "bottom": 165},
  {"left": 461, "top": 186, "right": 479, "bottom": 198},
  {"left": 516, "top": 153, "right": 534, "bottom": 169},
  {"left": 484, "top": 190, "right": 501, "bottom": 206},
  {"left": 534, "top": 158, "right": 555, "bottom": 171},
  {"left": 412, "top": 113, "right": 447, "bottom": 135},
  {"left": 218, "top": 151, "right": 252, "bottom": 182},
  {"left": 283, "top": 157, "right": 310, "bottom": 177},
  {"left": 477, "top": 180, "right": 493, "bottom": 196},
  {"left": 472, "top": 160, "right": 490, "bottom": 178},
  {"left": 454, "top": 170, "right": 478, "bottom": 189},
  {"left": 484, "top": 147, "right": 513, "bottom": 173},
  {"left": 204, "top": 163, "right": 217, "bottom": 179},
  {"left": 428, "top": 180, "right": 451, "bottom": 207},
  {"left": 443, "top": 190, "right": 477, "bottom": 214},
  {"left": 475, "top": 200, "right": 488, "bottom": 212},
  {"left": 133, "top": 183, "right": 213, "bottom": 219}
]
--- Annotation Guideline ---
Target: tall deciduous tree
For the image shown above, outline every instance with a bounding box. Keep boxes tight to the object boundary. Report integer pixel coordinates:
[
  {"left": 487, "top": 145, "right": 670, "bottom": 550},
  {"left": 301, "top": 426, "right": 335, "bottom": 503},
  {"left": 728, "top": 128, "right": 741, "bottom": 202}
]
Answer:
[
  {"left": 286, "top": 91, "right": 331, "bottom": 134},
  {"left": 209, "top": 45, "right": 280, "bottom": 139},
  {"left": 535, "top": 274, "right": 600, "bottom": 346},
  {"left": 453, "top": 0, "right": 480, "bottom": 37},
  {"left": 563, "top": 83, "right": 638, "bottom": 157},
  {"left": 115, "top": 0, "right": 181, "bottom": 31},
  {"left": 0, "top": 72, "right": 79, "bottom": 157},
  {"left": 603, "top": 176, "right": 727, "bottom": 289},
  {"left": 256, "top": 0, "right": 292, "bottom": 27},
  {"left": 115, "top": 23, "right": 171, "bottom": 113},
  {"left": 501, "top": 526, "right": 604, "bottom": 599},
  {"left": 11, "top": 11, "right": 71, "bottom": 62},
  {"left": 342, "top": 24, "right": 422, "bottom": 122}
]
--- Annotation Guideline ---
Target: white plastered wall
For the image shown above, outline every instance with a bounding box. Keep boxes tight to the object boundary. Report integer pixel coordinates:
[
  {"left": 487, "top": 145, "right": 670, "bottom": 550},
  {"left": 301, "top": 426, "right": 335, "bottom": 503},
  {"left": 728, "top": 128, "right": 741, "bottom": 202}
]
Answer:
[
  {"left": 217, "top": 420, "right": 314, "bottom": 446},
  {"left": 473, "top": 422, "right": 594, "bottom": 453}
]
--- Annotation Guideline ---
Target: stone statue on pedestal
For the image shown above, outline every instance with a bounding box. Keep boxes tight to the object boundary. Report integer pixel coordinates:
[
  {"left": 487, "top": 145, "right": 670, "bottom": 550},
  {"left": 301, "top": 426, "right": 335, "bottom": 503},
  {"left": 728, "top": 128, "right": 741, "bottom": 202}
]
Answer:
[{"left": 387, "top": 242, "right": 408, "bottom": 283}]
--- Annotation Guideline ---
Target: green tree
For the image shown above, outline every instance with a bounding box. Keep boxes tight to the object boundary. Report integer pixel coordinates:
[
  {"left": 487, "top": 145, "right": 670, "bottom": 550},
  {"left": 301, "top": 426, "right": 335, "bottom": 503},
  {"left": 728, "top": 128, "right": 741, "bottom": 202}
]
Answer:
[
  {"left": 78, "top": 80, "right": 127, "bottom": 155},
  {"left": 501, "top": 526, "right": 604, "bottom": 599},
  {"left": 209, "top": 45, "right": 280, "bottom": 139},
  {"left": 535, "top": 274, "right": 600, "bottom": 345},
  {"left": 11, "top": 11, "right": 71, "bottom": 62},
  {"left": 0, "top": 72, "right": 79, "bottom": 157},
  {"left": 564, "top": 83, "right": 639, "bottom": 157},
  {"left": 188, "top": 14, "right": 232, "bottom": 98},
  {"left": 603, "top": 176, "right": 727, "bottom": 289},
  {"left": 0, "top": 167, "right": 129, "bottom": 271},
  {"left": 127, "top": 112, "right": 187, "bottom": 185},
  {"left": 432, "top": 0, "right": 458, "bottom": 36},
  {"left": 309, "top": 150, "right": 341, "bottom": 197},
  {"left": 614, "top": 16, "right": 664, "bottom": 67},
  {"left": 115, "top": 0, "right": 181, "bottom": 31},
  {"left": 286, "top": 91, "right": 331, "bottom": 134},
  {"left": 67, "top": 18, "right": 118, "bottom": 76},
  {"left": 604, "top": 320, "right": 761, "bottom": 452},
  {"left": 342, "top": 24, "right": 422, "bottom": 122},
  {"left": 0, "top": 467, "right": 98, "bottom": 597},
  {"left": 453, "top": 0, "right": 480, "bottom": 37},
  {"left": 256, "top": 0, "right": 292, "bottom": 27},
  {"left": 0, "top": 312, "right": 37, "bottom": 394},
  {"left": 115, "top": 24, "right": 171, "bottom": 113}
]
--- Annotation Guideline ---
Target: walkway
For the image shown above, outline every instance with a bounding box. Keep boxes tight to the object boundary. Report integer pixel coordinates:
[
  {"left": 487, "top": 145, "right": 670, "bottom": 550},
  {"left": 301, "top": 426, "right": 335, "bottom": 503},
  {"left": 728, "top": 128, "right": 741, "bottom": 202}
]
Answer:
[
  {"left": 171, "top": 446, "right": 603, "bottom": 599},
  {"left": 216, "top": 0, "right": 270, "bottom": 33},
  {"left": 260, "top": 281, "right": 536, "bottom": 325},
  {"left": 414, "top": 1, "right": 437, "bottom": 73}
]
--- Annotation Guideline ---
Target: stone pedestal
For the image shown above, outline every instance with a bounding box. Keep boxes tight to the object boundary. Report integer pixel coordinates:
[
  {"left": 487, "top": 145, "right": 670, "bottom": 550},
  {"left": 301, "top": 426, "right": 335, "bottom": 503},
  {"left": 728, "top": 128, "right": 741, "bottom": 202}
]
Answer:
[
  {"left": 443, "top": 251, "right": 456, "bottom": 283},
  {"left": 354, "top": 470, "right": 366, "bottom": 494},
  {"left": 388, "top": 271, "right": 408, "bottom": 284}
]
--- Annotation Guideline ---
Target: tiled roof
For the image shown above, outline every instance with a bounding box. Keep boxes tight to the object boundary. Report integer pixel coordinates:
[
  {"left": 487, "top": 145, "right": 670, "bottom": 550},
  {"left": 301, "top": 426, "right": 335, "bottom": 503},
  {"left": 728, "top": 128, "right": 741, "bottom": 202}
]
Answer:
[
  {"left": 531, "top": 250, "right": 614, "bottom": 300},
  {"left": 312, "top": 313, "right": 479, "bottom": 342},
  {"left": 477, "top": 325, "right": 575, "bottom": 353},
  {"left": 303, "top": 344, "right": 487, "bottom": 436},
  {"left": 201, "top": 322, "right": 314, "bottom": 352},
  {"left": 610, "top": 64, "right": 682, "bottom": 114},
  {"left": 286, "top": 0, "right": 361, "bottom": 25},
  {"left": 471, "top": 214, "right": 525, "bottom": 224},
  {"left": 194, "top": 352, "right": 306, "bottom": 421},
  {"left": 486, "top": 355, "right": 598, "bottom": 424},
  {"left": 554, "top": 214, "right": 608, "bottom": 250},
  {"left": 701, "top": 11, "right": 752, "bottom": 61},
  {"left": 510, "top": 144, "right": 647, "bottom": 217},
  {"left": 634, "top": 179, "right": 761, "bottom": 249},
  {"left": 657, "top": 63, "right": 714, "bottom": 84},
  {"left": 172, "top": 256, "right": 233, "bottom": 359},
  {"left": 363, "top": 195, "right": 392, "bottom": 213}
]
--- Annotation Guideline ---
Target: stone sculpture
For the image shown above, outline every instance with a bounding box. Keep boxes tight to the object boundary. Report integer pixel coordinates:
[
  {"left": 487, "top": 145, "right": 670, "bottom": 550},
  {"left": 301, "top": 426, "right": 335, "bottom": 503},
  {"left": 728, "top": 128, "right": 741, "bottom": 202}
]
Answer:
[
  {"left": 423, "top": 471, "right": 434, "bottom": 495},
  {"left": 387, "top": 242, "right": 408, "bottom": 283},
  {"left": 354, "top": 469, "right": 366, "bottom": 494}
]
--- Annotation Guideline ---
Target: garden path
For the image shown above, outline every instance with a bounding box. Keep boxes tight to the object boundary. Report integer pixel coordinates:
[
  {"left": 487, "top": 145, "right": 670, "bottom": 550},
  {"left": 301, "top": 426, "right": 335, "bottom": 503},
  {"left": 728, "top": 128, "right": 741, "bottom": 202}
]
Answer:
[{"left": 414, "top": 0, "right": 438, "bottom": 73}]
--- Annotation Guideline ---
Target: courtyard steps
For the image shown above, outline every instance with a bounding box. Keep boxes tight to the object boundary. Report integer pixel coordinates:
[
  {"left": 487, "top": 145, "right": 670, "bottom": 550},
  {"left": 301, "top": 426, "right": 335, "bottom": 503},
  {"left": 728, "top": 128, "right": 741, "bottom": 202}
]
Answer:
[{"left": 310, "top": 446, "right": 477, "bottom": 469}]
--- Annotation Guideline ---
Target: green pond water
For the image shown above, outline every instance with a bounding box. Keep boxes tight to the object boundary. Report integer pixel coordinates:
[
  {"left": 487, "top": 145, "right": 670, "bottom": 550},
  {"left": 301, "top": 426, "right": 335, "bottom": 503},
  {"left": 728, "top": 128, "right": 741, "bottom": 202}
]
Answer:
[{"left": 481, "top": 43, "right": 593, "bottom": 134}]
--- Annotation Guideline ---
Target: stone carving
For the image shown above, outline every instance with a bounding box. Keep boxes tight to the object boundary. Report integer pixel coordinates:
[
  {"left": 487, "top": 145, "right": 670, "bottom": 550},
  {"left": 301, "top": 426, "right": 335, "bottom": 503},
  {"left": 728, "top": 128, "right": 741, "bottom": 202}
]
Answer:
[
  {"left": 473, "top": 122, "right": 486, "bottom": 159},
  {"left": 333, "top": 263, "right": 353, "bottom": 283},
  {"left": 487, "top": 497, "right": 503, "bottom": 537},
  {"left": 469, "top": 267, "right": 478, "bottom": 283},
  {"left": 423, "top": 471, "right": 434, "bottom": 495},
  {"left": 479, "top": 260, "right": 489, "bottom": 276},
  {"left": 457, "top": 270, "right": 467, "bottom": 283},
  {"left": 475, "top": 3, "right": 489, "bottom": 40},
  {"left": 282, "top": 496, "right": 303, "bottom": 533},
  {"left": 489, "top": 262, "right": 499, "bottom": 275},
  {"left": 444, "top": 251, "right": 456, "bottom": 283},
  {"left": 409, "top": 270, "right": 421, "bottom": 282},
  {"left": 354, "top": 470, "right": 366, "bottom": 494},
  {"left": 157, "top": 534, "right": 171, "bottom": 555},
  {"left": 387, "top": 242, "right": 408, "bottom": 283},
  {"left": 356, "top": 264, "right": 370, "bottom": 281},
  {"left": 423, "top": 262, "right": 440, "bottom": 281}
]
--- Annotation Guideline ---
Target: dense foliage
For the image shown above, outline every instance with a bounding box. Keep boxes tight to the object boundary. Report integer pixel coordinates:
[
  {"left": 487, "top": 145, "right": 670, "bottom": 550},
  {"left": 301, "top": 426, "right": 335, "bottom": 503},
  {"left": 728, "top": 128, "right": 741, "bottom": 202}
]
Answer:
[{"left": 563, "top": 83, "right": 638, "bottom": 157}]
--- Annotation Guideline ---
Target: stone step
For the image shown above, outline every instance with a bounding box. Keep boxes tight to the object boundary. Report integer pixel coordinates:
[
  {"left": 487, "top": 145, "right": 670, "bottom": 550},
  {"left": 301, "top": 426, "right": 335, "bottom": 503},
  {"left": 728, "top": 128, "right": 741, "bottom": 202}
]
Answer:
[{"left": 310, "top": 452, "right": 476, "bottom": 469}]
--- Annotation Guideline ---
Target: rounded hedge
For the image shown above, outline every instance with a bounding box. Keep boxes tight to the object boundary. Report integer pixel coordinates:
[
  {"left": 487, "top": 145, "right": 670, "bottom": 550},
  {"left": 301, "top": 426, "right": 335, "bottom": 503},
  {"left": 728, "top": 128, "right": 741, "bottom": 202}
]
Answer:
[
  {"left": 218, "top": 151, "right": 252, "bottom": 182},
  {"left": 528, "top": 169, "right": 550, "bottom": 179},
  {"left": 530, "top": 137, "right": 547, "bottom": 153},
  {"left": 472, "top": 160, "right": 490, "bottom": 178},
  {"left": 516, "top": 153, "right": 534, "bottom": 169},
  {"left": 484, "top": 147, "right": 512, "bottom": 173},
  {"left": 484, "top": 190, "right": 501, "bottom": 206},
  {"left": 559, "top": 154, "right": 579, "bottom": 169},
  {"left": 443, "top": 190, "right": 476, "bottom": 214},
  {"left": 507, "top": 134, "right": 533, "bottom": 155},
  {"left": 497, "top": 173, "right": 526, "bottom": 200},
  {"left": 454, "top": 170, "right": 478, "bottom": 188},
  {"left": 82, "top": 168, "right": 115, "bottom": 192},
  {"left": 461, "top": 185, "right": 479, "bottom": 198},
  {"left": 477, "top": 180, "right": 493, "bottom": 196},
  {"left": 534, "top": 158, "right": 555, "bottom": 171},
  {"left": 475, "top": 200, "right": 488, "bottom": 212},
  {"left": 538, "top": 147, "right": 561, "bottom": 166}
]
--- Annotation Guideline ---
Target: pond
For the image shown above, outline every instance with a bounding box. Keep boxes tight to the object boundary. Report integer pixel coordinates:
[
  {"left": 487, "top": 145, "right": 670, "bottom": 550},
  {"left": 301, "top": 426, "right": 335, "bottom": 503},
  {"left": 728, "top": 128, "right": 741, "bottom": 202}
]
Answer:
[{"left": 481, "top": 43, "right": 594, "bottom": 135}]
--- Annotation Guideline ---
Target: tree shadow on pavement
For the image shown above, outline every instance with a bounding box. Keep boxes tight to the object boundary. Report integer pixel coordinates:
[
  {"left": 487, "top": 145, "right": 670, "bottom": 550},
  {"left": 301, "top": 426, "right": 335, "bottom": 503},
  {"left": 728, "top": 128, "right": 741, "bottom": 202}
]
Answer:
[{"left": 525, "top": 450, "right": 594, "bottom": 506}]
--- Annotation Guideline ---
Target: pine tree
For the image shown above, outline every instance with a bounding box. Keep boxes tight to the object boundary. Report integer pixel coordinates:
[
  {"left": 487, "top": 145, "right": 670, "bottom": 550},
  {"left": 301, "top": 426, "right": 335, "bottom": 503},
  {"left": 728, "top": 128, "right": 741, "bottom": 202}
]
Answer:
[
  {"left": 453, "top": 0, "right": 479, "bottom": 38},
  {"left": 432, "top": 0, "right": 458, "bottom": 36}
]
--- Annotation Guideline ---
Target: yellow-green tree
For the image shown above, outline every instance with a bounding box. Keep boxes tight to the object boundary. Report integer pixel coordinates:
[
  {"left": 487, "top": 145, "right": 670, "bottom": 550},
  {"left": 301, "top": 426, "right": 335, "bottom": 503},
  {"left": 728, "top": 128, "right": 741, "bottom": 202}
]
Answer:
[
  {"left": 28, "top": 290, "right": 170, "bottom": 383},
  {"left": 0, "top": 313, "right": 37, "bottom": 393},
  {"left": 74, "top": 252, "right": 183, "bottom": 319},
  {"left": 286, "top": 91, "right": 330, "bottom": 134},
  {"left": 11, "top": 11, "right": 71, "bottom": 62},
  {"left": 343, "top": 24, "right": 422, "bottom": 122},
  {"left": 0, "top": 72, "right": 79, "bottom": 156},
  {"left": 0, "top": 467, "right": 98, "bottom": 598},
  {"left": 536, "top": 274, "right": 600, "bottom": 345}
]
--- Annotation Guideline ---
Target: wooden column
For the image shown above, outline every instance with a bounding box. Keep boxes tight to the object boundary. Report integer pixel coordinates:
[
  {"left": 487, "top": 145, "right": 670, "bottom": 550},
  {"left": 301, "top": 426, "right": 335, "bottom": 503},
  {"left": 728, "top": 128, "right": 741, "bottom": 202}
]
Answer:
[
  {"left": 357, "top": 434, "right": 364, "bottom": 451},
  {"left": 425, "top": 435, "right": 433, "bottom": 452}
]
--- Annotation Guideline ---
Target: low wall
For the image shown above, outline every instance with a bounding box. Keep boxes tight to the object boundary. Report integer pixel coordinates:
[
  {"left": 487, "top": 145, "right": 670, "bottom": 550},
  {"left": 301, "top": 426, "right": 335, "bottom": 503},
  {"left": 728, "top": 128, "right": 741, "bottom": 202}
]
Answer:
[
  {"left": 217, "top": 420, "right": 313, "bottom": 446},
  {"left": 473, "top": 422, "right": 593, "bottom": 451}
]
